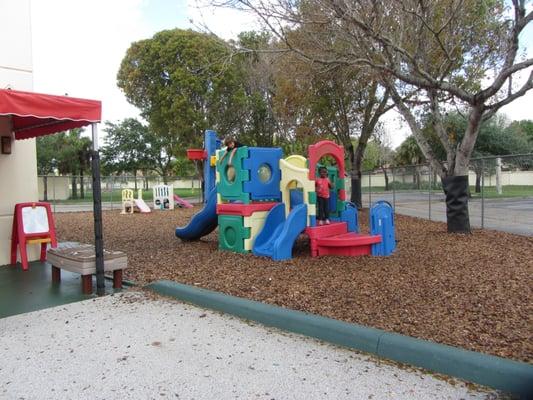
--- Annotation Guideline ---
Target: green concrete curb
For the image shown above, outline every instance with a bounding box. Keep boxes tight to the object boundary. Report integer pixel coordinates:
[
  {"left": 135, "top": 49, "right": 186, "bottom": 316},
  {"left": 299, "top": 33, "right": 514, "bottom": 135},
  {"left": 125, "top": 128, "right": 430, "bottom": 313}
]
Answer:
[{"left": 147, "top": 280, "right": 533, "bottom": 398}]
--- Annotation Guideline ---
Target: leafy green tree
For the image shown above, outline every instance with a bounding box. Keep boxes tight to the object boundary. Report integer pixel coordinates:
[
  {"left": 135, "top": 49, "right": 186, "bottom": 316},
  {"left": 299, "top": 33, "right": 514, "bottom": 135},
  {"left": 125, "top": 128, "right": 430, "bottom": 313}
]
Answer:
[
  {"left": 53, "top": 129, "right": 92, "bottom": 199},
  {"left": 143, "top": 130, "right": 177, "bottom": 185},
  {"left": 117, "top": 29, "right": 246, "bottom": 149},
  {"left": 102, "top": 119, "right": 151, "bottom": 190},
  {"left": 506, "top": 120, "right": 533, "bottom": 146},
  {"left": 226, "top": 0, "right": 532, "bottom": 232},
  {"left": 394, "top": 136, "right": 426, "bottom": 189},
  {"left": 172, "top": 156, "right": 195, "bottom": 177},
  {"left": 273, "top": 47, "right": 391, "bottom": 208},
  {"left": 232, "top": 31, "right": 280, "bottom": 147},
  {"left": 37, "top": 133, "right": 65, "bottom": 201},
  {"left": 395, "top": 136, "right": 425, "bottom": 166},
  {"left": 398, "top": 112, "right": 531, "bottom": 191},
  {"left": 102, "top": 118, "right": 178, "bottom": 185},
  {"left": 37, "top": 129, "right": 92, "bottom": 200},
  {"left": 75, "top": 136, "right": 92, "bottom": 199}
]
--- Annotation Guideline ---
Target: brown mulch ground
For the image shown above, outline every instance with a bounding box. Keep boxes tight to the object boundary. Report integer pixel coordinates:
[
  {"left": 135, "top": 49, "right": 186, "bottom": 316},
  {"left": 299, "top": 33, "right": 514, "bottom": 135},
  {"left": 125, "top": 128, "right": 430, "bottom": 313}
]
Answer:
[{"left": 55, "top": 208, "right": 533, "bottom": 363}]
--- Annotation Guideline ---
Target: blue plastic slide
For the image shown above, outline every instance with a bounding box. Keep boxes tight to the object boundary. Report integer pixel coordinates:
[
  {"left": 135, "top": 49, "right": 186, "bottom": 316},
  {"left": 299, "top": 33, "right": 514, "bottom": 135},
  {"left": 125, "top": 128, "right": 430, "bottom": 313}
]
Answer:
[
  {"left": 175, "top": 188, "right": 218, "bottom": 241},
  {"left": 253, "top": 203, "right": 308, "bottom": 261}
]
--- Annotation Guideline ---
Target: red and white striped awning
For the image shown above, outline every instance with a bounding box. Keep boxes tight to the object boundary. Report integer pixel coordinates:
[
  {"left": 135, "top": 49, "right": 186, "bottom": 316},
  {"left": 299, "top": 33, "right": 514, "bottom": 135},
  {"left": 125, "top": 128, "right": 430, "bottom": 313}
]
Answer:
[{"left": 0, "top": 89, "right": 101, "bottom": 140}]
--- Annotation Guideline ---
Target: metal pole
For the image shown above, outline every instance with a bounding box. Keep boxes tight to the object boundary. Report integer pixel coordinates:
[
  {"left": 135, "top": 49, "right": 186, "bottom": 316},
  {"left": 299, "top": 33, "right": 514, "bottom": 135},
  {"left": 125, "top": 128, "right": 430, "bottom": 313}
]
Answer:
[
  {"left": 52, "top": 175, "right": 56, "bottom": 213},
  {"left": 110, "top": 176, "right": 114, "bottom": 211},
  {"left": 91, "top": 123, "right": 105, "bottom": 296},
  {"left": 368, "top": 172, "right": 372, "bottom": 207},
  {"left": 428, "top": 165, "right": 432, "bottom": 221},
  {"left": 392, "top": 167, "right": 396, "bottom": 211},
  {"left": 481, "top": 159, "right": 485, "bottom": 229}
]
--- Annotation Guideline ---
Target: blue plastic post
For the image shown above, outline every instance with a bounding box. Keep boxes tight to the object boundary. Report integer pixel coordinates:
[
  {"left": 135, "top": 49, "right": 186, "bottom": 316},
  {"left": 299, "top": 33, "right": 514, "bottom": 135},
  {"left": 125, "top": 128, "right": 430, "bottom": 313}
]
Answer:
[
  {"left": 370, "top": 200, "right": 396, "bottom": 256},
  {"left": 203, "top": 130, "right": 221, "bottom": 202}
]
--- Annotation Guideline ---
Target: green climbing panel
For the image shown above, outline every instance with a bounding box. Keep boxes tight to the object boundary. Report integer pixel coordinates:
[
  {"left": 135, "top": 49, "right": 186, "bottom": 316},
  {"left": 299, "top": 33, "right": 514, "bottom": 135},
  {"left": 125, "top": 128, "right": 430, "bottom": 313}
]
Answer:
[
  {"left": 326, "top": 166, "right": 341, "bottom": 217},
  {"left": 216, "top": 147, "right": 251, "bottom": 204},
  {"left": 336, "top": 200, "right": 347, "bottom": 215},
  {"left": 218, "top": 215, "right": 251, "bottom": 254}
]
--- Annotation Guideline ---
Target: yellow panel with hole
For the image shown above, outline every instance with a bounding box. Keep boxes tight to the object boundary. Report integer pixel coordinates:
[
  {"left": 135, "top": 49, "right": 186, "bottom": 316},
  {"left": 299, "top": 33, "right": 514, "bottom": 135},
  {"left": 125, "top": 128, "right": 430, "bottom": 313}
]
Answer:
[
  {"left": 210, "top": 155, "right": 217, "bottom": 167},
  {"left": 243, "top": 211, "right": 269, "bottom": 251},
  {"left": 285, "top": 154, "right": 307, "bottom": 169},
  {"left": 279, "top": 158, "right": 316, "bottom": 225}
]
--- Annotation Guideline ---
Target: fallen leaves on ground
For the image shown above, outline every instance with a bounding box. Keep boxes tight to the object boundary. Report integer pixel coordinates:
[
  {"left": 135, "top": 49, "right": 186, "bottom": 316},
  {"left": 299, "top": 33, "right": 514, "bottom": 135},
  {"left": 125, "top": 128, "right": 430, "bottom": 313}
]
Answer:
[{"left": 55, "top": 207, "right": 533, "bottom": 363}]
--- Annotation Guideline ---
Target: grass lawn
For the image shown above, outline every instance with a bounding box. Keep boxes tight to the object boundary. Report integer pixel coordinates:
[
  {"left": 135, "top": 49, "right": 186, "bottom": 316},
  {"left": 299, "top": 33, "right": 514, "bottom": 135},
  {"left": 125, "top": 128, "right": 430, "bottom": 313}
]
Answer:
[
  {"left": 469, "top": 185, "right": 533, "bottom": 199},
  {"left": 50, "top": 188, "right": 201, "bottom": 204},
  {"left": 362, "top": 185, "right": 532, "bottom": 199}
]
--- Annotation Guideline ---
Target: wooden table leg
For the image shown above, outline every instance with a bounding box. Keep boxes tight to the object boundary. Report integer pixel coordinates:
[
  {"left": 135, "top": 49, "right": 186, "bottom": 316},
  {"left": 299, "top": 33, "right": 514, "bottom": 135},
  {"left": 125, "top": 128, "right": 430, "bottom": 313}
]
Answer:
[
  {"left": 51, "top": 265, "right": 61, "bottom": 283},
  {"left": 113, "top": 269, "right": 123, "bottom": 289},
  {"left": 82, "top": 275, "right": 93, "bottom": 294}
]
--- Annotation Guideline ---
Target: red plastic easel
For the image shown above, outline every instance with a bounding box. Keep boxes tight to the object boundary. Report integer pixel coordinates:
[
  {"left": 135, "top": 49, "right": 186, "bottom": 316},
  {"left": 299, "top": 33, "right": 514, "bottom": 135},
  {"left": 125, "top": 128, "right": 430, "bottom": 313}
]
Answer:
[{"left": 11, "top": 202, "right": 58, "bottom": 270}]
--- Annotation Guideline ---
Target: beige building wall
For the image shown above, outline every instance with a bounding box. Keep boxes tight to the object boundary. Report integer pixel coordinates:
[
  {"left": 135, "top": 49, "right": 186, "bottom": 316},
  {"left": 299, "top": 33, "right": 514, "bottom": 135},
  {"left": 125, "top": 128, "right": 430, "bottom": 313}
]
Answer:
[{"left": 0, "top": 0, "right": 40, "bottom": 266}]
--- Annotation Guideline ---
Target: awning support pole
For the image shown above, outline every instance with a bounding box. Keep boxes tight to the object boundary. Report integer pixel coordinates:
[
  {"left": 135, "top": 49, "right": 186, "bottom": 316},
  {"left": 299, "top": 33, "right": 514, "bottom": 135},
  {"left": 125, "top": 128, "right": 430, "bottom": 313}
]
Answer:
[{"left": 91, "top": 123, "right": 105, "bottom": 295}]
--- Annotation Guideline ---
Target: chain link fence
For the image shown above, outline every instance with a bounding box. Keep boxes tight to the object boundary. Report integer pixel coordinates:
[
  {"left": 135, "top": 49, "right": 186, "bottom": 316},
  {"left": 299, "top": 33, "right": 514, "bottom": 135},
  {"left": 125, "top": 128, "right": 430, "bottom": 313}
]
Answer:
[
  {"left": 353, "top": 154, "right": 533, "bottom": 236},
  {"left": 38, "top": 175, "right": 203, "bottom": 212},
  {"left": 38, "top": 154, "right": 532, "bottom": 235}
]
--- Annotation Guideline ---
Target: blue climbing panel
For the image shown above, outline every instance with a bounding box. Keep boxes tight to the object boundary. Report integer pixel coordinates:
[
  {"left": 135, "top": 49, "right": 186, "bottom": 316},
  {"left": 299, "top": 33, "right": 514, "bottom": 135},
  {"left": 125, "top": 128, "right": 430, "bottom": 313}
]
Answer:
[
  {"left": 243, "top": 147, "right": 282, "bottom": 201},
  {"left": 204, "top": 130, "right": 221, "bottom": 198},
  {"left": 370, "top": 200, "right": 396, "bottom": 256},
  {"left": 340, "top": 202, "right": 359, "bottom": 233},
  {"left": 289, "top": 188, "right": 304, "bottom": 209}
]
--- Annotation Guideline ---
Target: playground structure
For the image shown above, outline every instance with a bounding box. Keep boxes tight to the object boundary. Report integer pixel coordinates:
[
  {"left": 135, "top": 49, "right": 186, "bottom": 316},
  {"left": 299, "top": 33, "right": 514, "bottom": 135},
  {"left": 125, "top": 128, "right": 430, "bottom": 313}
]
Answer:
[
  {"left": 153, "top": 184, "right": 174, "bottom": 210},
  {"left": 175, "top": 130, "right": 395, "bottom": 261},
  {"left": 121, "top": 189, "right": 151, "bottom": 214},
  {"left": 121, "top": 185, "right": 194, "bottom": 214}
]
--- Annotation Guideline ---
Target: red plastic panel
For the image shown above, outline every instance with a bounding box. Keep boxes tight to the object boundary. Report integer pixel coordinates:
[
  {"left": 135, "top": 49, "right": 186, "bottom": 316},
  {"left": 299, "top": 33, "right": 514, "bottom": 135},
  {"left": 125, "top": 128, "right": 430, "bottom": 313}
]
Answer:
[
  {"left": 316, "top": 233, "right": 381, "bottom": 247},
  {"left": 339, "top": 189, "right": 346, "bottom": 201},
  {"left": 304, "top": 222, "right": 347, "bottom": 239},
  {"left": 307, "top": 140, "right": 346, "bottom": 181},
  {"left": 187, "top": 149, "right": 207, "bottom": 160},
  {"left": 216, "top": 202, "right": 278, "bottom": 216},
  {"left": 317, "top": 244, "right": 372, "bottom": 257}
]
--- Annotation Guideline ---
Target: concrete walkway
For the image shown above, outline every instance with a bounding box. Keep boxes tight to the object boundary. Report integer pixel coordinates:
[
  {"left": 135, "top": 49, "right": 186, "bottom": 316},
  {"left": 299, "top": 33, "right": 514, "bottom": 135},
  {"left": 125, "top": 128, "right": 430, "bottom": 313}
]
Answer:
[
  {"left": 364, "top": 192, "right": 533, "bottom": 236},
  {"left": 0, "top": 291, "right": 499, "bottom": 400}
]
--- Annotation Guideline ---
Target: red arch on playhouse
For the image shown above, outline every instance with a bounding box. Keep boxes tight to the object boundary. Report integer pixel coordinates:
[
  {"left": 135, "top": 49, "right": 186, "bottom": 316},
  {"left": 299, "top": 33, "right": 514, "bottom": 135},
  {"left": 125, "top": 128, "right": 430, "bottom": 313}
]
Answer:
[{"left": 307, "top": 140, "right": 346, "bottom": 201}]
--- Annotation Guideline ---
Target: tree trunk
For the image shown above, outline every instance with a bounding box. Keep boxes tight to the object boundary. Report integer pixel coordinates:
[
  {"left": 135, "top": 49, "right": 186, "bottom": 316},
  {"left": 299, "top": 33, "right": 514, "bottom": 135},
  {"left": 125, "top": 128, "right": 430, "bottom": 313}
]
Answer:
[
  {"left": 43, "top": 176, "right": 48, "bottom": 201},
  {"left": 442, "top": 176, "right": 471, "bottom": 233},
  {"left": 71, "top": 176, "right": 78, "bottom": 199},
  {"left": 475, "top": 170, "right": 481, "bottom": 193},
  {"left": 443, "top": 105, "right": 483, "bottom": 233},
  {"left": 413, "top": 167, "right": 420, "bottom": 189},
  {"left": 382, "top": 167, "right": 389, "bottom": 191},
  {"left": 350, "top": 143, "right": 365, "bottom": 209},
  {"left": 133, "top": 171, "right": 138, "bottom": 192}
]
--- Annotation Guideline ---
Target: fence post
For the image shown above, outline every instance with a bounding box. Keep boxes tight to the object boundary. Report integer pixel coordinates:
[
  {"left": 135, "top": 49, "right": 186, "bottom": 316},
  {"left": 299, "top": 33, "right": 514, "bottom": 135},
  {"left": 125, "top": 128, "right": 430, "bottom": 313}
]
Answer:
[
  {"left": 52, "top": 175, "right": 56, "bottom": 213},
  {"left": 428, "top": 165, "right": 432, "bottom": 221},
  {"left": 481, "top": 159, "right": 485, "bottom": 229},
  {"left": 496, "top": 157, "right": 502, "bottom": 195},
  {"left": 109, "top": 176, "right": 114, "bottom": 211}
]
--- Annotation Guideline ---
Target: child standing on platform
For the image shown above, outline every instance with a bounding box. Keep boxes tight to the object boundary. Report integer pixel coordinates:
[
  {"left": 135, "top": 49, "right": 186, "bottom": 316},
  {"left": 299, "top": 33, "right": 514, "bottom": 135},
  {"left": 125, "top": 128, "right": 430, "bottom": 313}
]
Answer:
[{"left": 316, "top": 167, "right": 332, "bottom": 225}]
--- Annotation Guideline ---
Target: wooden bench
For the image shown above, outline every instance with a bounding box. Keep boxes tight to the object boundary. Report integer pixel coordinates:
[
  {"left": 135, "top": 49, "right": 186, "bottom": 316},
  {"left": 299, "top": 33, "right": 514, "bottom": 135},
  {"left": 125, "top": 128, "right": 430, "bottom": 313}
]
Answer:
[{"left": 47, "top": 243, "right": 127, "bottom": 294}]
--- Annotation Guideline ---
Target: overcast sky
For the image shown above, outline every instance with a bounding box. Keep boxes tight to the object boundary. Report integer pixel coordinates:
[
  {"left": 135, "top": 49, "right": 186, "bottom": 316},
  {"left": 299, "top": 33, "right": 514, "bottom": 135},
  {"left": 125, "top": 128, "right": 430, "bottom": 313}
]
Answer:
[{"left": 30, "top": 0, "right": 532, "bottom": 148}]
